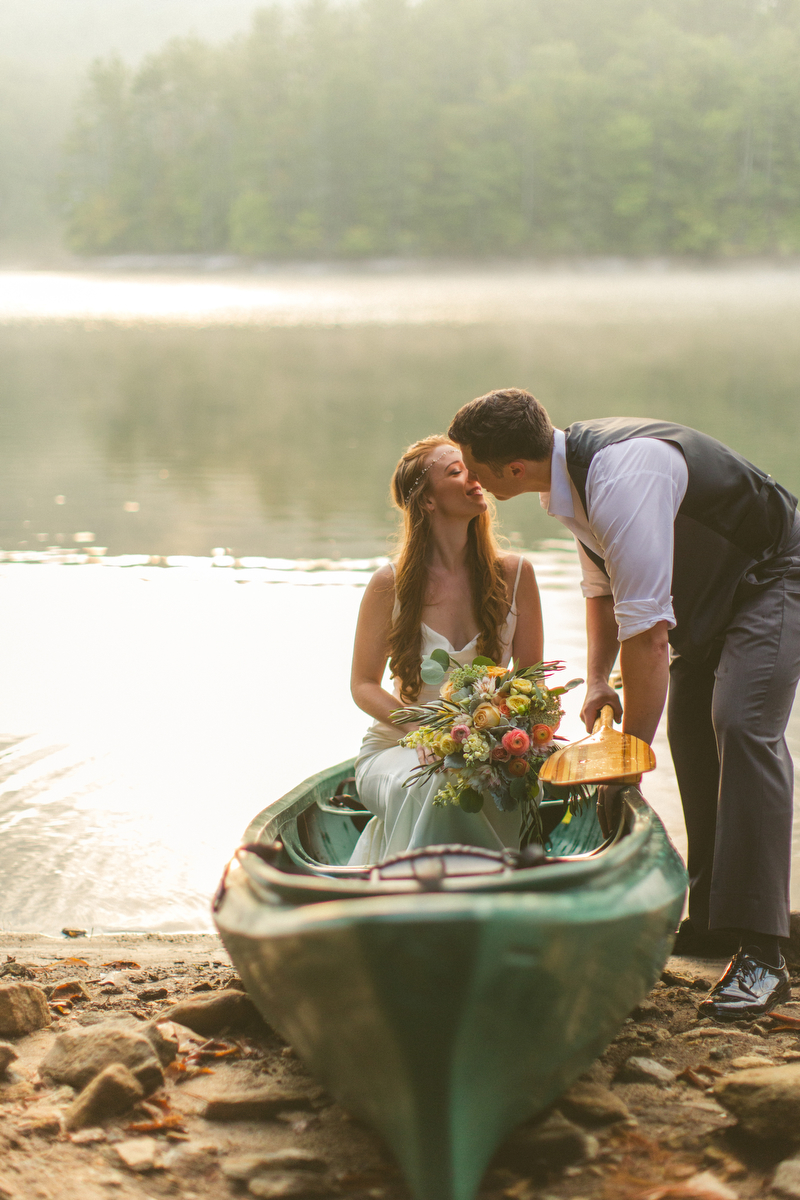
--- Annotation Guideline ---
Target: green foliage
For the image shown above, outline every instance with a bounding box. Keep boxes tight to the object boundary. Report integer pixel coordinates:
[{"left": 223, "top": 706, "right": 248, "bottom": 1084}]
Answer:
[{"left": 61, "top": 0, "right": 800, "bottom": 257}]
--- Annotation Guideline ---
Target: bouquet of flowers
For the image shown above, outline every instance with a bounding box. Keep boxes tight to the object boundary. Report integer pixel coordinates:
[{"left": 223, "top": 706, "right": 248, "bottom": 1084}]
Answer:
[{"left": 393, "top": 651, "right": 588, "bottom": 846}]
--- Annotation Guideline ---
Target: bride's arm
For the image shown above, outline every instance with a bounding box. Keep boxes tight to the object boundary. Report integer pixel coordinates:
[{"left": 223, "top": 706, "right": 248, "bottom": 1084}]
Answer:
[
  {"left": 509, "top": 557, "right": 544, "bottom": 669},
  {"left": 351, "top": 565, "right": 402, "bottom": 727}
]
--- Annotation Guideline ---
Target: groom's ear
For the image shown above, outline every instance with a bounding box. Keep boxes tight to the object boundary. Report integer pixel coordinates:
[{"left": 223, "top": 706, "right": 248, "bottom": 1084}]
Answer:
[{"left": 507, "top": 460, "right": 527, "bottom": 478}]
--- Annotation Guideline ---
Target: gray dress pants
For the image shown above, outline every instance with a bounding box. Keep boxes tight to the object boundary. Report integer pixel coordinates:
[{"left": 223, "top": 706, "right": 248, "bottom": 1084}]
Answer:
[{"left": 667, "top": 517, "right": 800, "bottom": 938}]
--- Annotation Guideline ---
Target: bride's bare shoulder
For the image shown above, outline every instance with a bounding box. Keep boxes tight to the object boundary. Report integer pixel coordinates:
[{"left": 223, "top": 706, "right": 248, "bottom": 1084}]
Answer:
[
  {"left": 362, "top": 563, "right": 396, "bottom": 607},
  {"left": 370, "top": 562, "right": 395, "bottom": 589}
]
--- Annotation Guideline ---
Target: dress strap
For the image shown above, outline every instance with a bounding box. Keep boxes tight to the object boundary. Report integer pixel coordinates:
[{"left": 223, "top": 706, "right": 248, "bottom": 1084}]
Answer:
[
  {"left": 509, "top": 554, "right": 524, "bottom": 611},
  {"left": 389, "top": 561, "right": 400, "bottom": 622}
]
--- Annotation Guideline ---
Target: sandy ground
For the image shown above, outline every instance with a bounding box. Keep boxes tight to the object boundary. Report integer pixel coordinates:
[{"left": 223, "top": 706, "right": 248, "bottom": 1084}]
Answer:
[{"left": 1, "top": 932, "right": 798, "bottom": 1200}]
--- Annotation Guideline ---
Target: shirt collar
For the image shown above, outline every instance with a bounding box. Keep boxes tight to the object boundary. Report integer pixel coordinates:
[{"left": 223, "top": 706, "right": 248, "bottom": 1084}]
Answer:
[{"left": 544, "top": 429, "right": 574, "bottom": 518}]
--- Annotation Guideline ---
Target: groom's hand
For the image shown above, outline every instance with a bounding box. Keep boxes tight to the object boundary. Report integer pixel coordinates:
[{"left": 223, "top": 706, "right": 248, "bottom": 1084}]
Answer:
[{"left": 580, "top": 681, "right": 622, "bottom": 732}]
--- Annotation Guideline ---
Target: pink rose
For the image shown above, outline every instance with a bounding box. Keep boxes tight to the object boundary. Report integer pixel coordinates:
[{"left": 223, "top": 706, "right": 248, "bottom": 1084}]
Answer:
[
  {"left": 502, "top": 728, "right": 531, "bottom": 756},
  {"left": 451, "top": 724, "right": 471, "bottom": 743},
  {"left": 491, "top": 745, "right": 511, "bottom": 762}
]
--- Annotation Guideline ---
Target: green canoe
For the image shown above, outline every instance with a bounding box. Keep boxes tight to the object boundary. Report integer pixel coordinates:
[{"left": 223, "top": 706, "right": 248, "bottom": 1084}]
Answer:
[{"left": 213, "top": 759, "right": 687, "bottom": 1200}]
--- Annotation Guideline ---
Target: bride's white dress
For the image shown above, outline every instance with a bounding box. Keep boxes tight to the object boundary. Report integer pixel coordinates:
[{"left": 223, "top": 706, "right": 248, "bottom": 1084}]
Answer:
[{"left": 349, "top": 557, "right": 524, "bottom": 866}]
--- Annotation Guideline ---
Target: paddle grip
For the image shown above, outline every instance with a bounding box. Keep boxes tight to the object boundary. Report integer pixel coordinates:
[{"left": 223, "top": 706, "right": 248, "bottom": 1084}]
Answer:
[{"left": 591, "top": 704, "right": 616, "bottom": 735}]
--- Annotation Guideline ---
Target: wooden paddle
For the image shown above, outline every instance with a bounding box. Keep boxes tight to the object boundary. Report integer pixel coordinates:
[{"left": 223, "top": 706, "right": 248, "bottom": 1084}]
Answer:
[{"left": 538, "top": 705, "right": 655, "bottom": 786}]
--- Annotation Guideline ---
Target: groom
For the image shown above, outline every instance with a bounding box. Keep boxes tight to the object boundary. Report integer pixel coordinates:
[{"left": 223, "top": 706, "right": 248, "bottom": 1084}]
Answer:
[{"left": 449, "top": 388, "right": 800, "bottom": 1021}]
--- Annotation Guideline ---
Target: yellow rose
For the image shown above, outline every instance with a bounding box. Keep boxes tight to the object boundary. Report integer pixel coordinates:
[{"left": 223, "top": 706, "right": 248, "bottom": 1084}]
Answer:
[
  {"left": 511, "top": 678, "right": 533, "bottom": 695},
  {"left": 473, "top": 703, "right": 502, "bottom": 729},
  {"left": 435, "top": 734, "right": 459, "bottom": 757},
  {"left": 506, "top": 694, "right": 531, "bottom": 715},
  {"left": 440, "top": 679, "right": 456, "bottom": 701}
]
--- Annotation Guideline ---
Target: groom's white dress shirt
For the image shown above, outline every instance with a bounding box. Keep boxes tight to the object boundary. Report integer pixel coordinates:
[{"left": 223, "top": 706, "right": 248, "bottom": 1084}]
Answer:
[{"left": 540, "top": 429, "right": 689, "bottom": 642}]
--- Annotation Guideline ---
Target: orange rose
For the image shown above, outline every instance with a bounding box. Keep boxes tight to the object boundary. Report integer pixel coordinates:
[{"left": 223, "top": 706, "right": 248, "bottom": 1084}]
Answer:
[
  {"left": 473, "top": 703, "right": 502, "bottom": 729},
  {"left": 439, "top": 679, "right": 456, "bottom": 701},
  {"left": 507, "top": 757, "right": 529, "bottom": 777}
]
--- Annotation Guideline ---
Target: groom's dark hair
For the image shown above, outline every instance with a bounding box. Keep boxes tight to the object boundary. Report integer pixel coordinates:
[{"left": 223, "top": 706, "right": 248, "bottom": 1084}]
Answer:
[{"left": 448, "top": 388, "right": 554, "bottom": 471}]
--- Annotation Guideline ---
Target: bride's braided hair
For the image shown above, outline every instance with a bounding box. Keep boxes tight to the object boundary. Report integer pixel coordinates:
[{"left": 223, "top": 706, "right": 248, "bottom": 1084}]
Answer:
[{"left": 389, "top": 435, "right": 510, "bottom": 704}]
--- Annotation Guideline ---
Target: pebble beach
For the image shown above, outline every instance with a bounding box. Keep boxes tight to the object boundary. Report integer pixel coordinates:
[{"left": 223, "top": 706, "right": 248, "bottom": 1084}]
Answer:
[{"left": 3, "top": 933, "right": 800, "bottom": 1200}]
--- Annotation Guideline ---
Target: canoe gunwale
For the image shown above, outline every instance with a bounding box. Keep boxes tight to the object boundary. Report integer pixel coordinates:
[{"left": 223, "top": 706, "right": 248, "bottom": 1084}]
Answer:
[{"left": 224, "top": 783, "right": 668, "bottom": 911}]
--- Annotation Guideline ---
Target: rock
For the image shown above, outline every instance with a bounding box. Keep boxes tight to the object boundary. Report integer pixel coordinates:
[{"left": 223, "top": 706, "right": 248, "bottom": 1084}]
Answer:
[
  {"left": 204, "top": 1085, "right": 319, "bottom": 1122},
  {"left": 557, "top": 1080, "right": 631, "bottom": 1126},
  {"left": 64, "top": 1063, "right": 144, "bottom": 1130},
  {"left": 248, "top": 1174, "right": 331, "bottom": 1198},
  {"left": 137, "top": 987, "right": 169, "bottom": 1001},
  {"left": 632, "top": 1000, "right": 662, "bottom": 1020},
  {"left": 681, "top": 1027, "right": 747, "bottom": 1041},
  {"left": 165, "top": 988, "right": 263, "bottom": 1036},
  {"left": 15, "top": 1106, "right": 64, "bottom": 1137},
  {"left": 619, "top": 1056, "right": 676, "bottom": 1086},
  {"left": 114, "top": 1137, "right": 162, "bottom": 1172},
  {"left": 0, "top": 983, "right": 51, "bottom": 1036},
  {"left": 495, "top": 1111, "right": 599, "bottom": 1172},
  {"left": 774, "top": 1155, "right": 800, "bottom": 1198},
  {"left": 69, "top": 1127, "right": 107, "bottom": 1144},
  {"left": 729, "top": 1055, "right": 776, "bottom": 1070},
  {"left": 223, "top": 1151, "right": 329, "bottom": 1181},
  {"left": 40, "top": 1023, "right": 164, "bottom": 1094},
  {"left": 0, "top": 958, "right": 35, "bottom": 980},
  {"left": 160, "top": 1141, "right": 218, "bottom": 1173},
  {"left": 141, "top": 1021, "right": 179, "bottom": 1066},
  {"left": 713, "top": 1063, "right": 800, "bottom": 1141},
  {"left": 0, "top": 1042, "right": 18, "bottom": 1075}
]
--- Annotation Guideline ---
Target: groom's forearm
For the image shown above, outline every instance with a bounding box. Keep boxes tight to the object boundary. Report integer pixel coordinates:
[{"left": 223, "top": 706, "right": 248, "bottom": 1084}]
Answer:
[
  {"left": 619, "top": 622, "right": 670, "bottom": 745},
  {"left": 586, "top": 596, "right": 620, "bottom": 684},
  {"left": 580, "top": 596, "right": 622, "bottom": 730}
]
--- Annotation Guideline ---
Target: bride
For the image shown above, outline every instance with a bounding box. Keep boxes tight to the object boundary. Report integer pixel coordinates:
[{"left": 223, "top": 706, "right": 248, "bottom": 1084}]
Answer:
[{"left": 349, "top": 434, "right": 543, "bottom": 865}]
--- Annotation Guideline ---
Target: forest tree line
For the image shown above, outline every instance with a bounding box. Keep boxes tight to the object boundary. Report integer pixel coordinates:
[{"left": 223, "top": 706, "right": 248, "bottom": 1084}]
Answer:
[{"left": 62, "top": 0, "right": 800, "bottom": 258}]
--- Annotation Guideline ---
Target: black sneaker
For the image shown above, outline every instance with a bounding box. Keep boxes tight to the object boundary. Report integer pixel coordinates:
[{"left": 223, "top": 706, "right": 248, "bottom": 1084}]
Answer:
[
  {"left": 698, "top": 951, "right": 791, "bottom": 1022},
  {"left": 672, "top": 918, "right": 740, "bottom": 958}
]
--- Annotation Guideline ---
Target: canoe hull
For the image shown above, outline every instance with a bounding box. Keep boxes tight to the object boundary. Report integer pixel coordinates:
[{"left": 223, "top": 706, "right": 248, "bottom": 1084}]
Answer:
[{"left": 215, "top": 765, "right": 686, "bottom": 1200}]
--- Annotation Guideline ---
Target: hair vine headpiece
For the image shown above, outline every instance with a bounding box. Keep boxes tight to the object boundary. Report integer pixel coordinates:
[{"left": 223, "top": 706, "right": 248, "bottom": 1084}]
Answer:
[{"left": 404, "top": 449, "right": 456, "bottom": 503}]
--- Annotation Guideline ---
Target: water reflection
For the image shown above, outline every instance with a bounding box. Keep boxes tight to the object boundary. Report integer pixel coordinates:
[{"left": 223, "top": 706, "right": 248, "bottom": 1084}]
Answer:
[
  {"left": 0, "top": 549, "right": 602, "bottom": 933},
  {"left": 2, "top": 298, "right": 800, "bottom": 558}
]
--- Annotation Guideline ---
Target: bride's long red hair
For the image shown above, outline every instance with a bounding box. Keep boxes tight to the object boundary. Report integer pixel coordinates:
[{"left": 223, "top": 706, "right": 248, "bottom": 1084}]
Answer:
[{"left": 389, "top": 435, "right": 510, "bottom": 703}]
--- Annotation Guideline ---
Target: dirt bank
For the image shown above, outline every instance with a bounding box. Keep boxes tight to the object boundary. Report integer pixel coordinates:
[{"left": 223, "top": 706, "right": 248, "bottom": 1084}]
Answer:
[{"left": 1, "top": 933, "right": 799, "bottom": 1200}]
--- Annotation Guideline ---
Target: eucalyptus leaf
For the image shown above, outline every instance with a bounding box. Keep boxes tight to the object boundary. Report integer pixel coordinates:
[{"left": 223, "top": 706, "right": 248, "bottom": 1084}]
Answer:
[
  {"left": 471, "top": 655, "right": 495, "bottom": 667},
  {"left": 430, "top": 648, "right": 451, "bottom": 669},
  {"left": 420, "top": 660, "right": 446, "bottom": 685},
  {"left": 459, "top": 788, "right": 484, "bottom": 813},
  {"left": 443, "top": 752, "right": 466, "bottom": 769}
]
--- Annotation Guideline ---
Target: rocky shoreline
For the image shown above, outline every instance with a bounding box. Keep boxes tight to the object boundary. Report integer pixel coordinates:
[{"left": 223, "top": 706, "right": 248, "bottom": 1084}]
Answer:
[{"left": 2, "top": 933, "right": 800, "bottom": 1200}]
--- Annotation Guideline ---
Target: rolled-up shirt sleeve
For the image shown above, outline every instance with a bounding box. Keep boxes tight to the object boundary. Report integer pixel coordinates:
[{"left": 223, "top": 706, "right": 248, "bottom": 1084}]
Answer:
[
  {"left": 586, "top": 439, "right": 688, "bottom": 641},
  {"left": 575, "top": 539, "right": 613, "bottom": 598}
]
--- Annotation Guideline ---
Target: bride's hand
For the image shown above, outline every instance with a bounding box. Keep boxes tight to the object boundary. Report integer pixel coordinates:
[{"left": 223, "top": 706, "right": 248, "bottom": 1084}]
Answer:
[{"left": 399, "top": 719, "right": 440, "bottom": 768}]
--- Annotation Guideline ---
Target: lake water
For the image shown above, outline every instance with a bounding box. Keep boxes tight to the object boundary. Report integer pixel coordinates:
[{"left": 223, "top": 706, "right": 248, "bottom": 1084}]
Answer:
[{"left": 2, "top": 263, "right": 800, "bottom": 932}]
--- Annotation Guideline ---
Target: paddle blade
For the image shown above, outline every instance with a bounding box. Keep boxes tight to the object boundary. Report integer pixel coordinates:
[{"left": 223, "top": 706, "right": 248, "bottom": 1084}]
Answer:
[{"left": 538, "top": 728, "right": 656, "bottom": 785}]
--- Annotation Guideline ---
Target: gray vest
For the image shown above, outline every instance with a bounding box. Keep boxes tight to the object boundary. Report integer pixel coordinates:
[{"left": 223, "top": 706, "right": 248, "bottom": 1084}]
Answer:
[{"left": 564, "top": 418, "right": 798, "bottom": 661}]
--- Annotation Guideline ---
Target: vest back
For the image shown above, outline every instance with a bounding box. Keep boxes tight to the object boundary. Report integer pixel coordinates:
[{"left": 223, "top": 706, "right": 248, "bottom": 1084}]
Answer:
[{"left": 564, "top": 418, "right": 797, "bottom": 660}]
